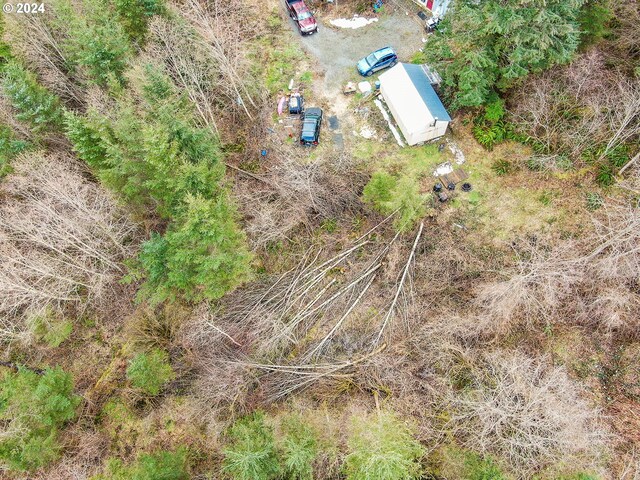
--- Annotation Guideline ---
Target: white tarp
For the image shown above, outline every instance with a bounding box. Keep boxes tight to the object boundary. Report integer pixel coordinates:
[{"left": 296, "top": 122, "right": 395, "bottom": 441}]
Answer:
[{"left": 330, "top": 16, "right": 378, "bottom": 29}]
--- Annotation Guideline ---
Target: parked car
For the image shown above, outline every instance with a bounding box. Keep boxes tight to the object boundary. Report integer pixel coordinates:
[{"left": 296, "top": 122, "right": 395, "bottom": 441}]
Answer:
[
  {"left": 285, "top": 0, "right": 318, "bottom": 35},
  {"left": 289, "top": 92, "right": 304, "bottom": 114},
  {"left": 357, "top": 46, "right": 398, "bottom": 77},
  {"left": 300, "top": 107, "right": 323, "bottom": 146}
]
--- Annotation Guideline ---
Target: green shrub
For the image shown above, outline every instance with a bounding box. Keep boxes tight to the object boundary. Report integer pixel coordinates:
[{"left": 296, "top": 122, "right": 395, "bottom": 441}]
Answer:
[
  {"left": 126, "top": 348, "right": 175, "bottom": 396},
  {"left": 595, "top": 162, "right": 615, "bottom": 187},
  {"left": 279, "top": 414, "right": 318, "bottom": 480},
  {"left": 30, "top": 311, "right": 73, "bottom": 347},
  {"left": 473, "top": 121, "right": 514, "bottom": 151},
  {"left": 491, "top": 159, "right": 514, "bottom": 176},
  {"left": 437, "top": 447, "right": 505, "bottom": 480},
  {"left": 320, "top": 218, "right": 338, "bottom": 233},
  {"left": 471, "top": 96, "right": 516, "bottom": 151},
  {"left": 362, "top": 171, "right": 397, "bottom": 207},
  {"left": 223, "top": 411, "right": 281, "bottom": 480},
  {"left": 1, "top": 61, "right": 64, "bottom": 133},
  {"left": 0, "top": 123, "right": 28, "bottom": 177},
  {"left": 472, "top": 124, "right": 500, "bottom": 151},
  {"left": 92, "top": 448, "right": 189, "bottom": 480},
  {"left": 114, "top": 0, "right": 165, "bottom": 43},
  {"left": 343, "top": 412, "right": 425, "bottom": 480},
  {"left": 0, "top": 366, "right": 80, "bottom": 471},
  {"left": 604, "top": 144, "right": 630, "bottom": 168},
  {"left": 585, "top": 192, "right": 604, "bottom": 211},
  {"left": 483, "top": 96, "right": 505, "bottom": 123},
  {"left": 362, "top": 172, "right": 426, "bottom": 232}
]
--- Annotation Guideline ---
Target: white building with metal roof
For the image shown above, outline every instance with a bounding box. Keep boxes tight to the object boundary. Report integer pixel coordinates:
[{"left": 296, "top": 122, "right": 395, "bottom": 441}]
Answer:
[{"left": 378, "top": 63, "right": 451, "bottom": 146}]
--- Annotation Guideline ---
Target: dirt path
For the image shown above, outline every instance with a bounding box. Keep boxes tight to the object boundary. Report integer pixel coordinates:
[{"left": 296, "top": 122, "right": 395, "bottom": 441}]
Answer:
[
  {"left": 275, "top": 1, "right": 426, "bottom": 152},
  {"left": 283, "top": 2, "right": 425, "bottom": 149},
  {"left": 294, "top": 4, "right": 426, "bottom": 94}
]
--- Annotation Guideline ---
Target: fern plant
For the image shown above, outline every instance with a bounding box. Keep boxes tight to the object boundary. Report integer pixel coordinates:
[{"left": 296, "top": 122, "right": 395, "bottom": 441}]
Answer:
[
  {"left": 343, "top": 412, "right": 425, "bottom": 480},
  {"left": 279, "top": 414, "right": 318, "bottom": 480},
  {"left": 222, "top": 412, "right": 281, "bottom": 480}
]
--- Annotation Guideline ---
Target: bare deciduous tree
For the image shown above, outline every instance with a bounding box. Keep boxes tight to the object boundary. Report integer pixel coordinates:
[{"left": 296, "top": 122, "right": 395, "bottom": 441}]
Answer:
[
  {"left": 453, "top": 351, "right": 608, "bottom": 476},
  {"left": 3, "top": 11, "right": 85, "bottom": 106},
  {"left": 0, "top": 152, "right": 139, "bottom": 342},
  {"left": 234, "top": 149, "right": 366, "bottom": 249},
  {"left": 509, "top": 51, "right": 640, "bottom": 163},
  {"left": 148, "top": 0, "right": 263, "bottom": 134},
  {"left": 475, "top": 201, "right": 640, "bottom": 336}
]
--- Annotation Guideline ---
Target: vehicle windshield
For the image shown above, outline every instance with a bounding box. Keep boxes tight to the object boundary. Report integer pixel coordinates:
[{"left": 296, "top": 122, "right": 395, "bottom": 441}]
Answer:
[
  {"left": 365, "top": 53, "right": 378, "bottom": 66},
  {"left": 297, "top": 10, "right": 312, "bottom": 20}
]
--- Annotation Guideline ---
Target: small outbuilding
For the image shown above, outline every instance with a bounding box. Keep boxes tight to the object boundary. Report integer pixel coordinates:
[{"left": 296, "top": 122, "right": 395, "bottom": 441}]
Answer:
[
  {"left": 412, "top": 0, "right": 452, "bottom": 18},
  {"left": 378, "top": 63, "right": 451, "bottom": 146}
]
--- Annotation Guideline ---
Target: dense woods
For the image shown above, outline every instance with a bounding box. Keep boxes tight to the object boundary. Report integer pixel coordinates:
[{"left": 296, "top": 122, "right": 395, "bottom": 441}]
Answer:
[{"left": 0, "top": 0, "right": 638, "bottom": 478}]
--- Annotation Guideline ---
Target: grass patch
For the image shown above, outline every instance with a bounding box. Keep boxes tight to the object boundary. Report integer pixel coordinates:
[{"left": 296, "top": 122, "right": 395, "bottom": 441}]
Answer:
[
  {"left": 29, "top": 309, "right": 73, "bottom": 348},
  {"left": 359, "top": 143, "right": 443, "bottom": 231},
  {"left": 434, "top": 446, "right": 506, "bottom": 479},
  {"left": 299, "top": 71, "right": 313, "bottom": 83}
]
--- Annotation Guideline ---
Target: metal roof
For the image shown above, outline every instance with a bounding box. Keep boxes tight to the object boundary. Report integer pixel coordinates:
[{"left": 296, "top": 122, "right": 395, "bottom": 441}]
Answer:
[{"left": 401, "top": 63, "right": 451, "bottom": 122}]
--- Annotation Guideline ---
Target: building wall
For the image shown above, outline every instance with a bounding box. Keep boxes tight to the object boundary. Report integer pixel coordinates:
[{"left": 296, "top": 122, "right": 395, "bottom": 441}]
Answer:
[
  {"left": 411, "top": 0, "right": 452, "bottom": 17},
  {"left": 408, "top": 119, "right": 449, "bottom": 145},
  {"left": 425, "top": 120, "right": 449, "bottom": 142},
  {"left": 380, "top": 82, "right": 414, "bottom": 144}
]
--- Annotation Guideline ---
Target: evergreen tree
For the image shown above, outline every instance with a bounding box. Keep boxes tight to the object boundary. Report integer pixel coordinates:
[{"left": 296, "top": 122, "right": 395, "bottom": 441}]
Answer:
[
  {"left": 64, "top": 111, "right": 110, "bottom": 169},
  {"left": 65, "top": 66, "right": 252, "bottom": 303},
  {"left": 138, "top": 194, "right": 252, "bottom": 303},
  {"left": 424, "top": 0, "right": 586, "bottom": 108},
  {"left": 1, "top": 61, "right": 64, "bottom": 133},
  {"left": 0, "top": 124, "right": 29, "bottom": 177},
  {"left": 0, "top": 366, "right": 81, "bottom": 471},
  {"left": 114, "top": 0, "right": 165, "bottom": 43},
  {"left": 54, "top": 0, "right": 131, "bottom": 86}
]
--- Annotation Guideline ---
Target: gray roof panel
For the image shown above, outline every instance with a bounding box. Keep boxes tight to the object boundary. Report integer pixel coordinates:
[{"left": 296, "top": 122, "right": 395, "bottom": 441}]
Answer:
[{"left": 402, "top": 63, "right": 451, "bottom": 122}]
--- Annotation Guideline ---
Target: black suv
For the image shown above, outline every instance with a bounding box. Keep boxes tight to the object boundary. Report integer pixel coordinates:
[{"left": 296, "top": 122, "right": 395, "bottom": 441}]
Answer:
[{"left": 300, "top": 107, "right": 322, "bottom": 146}]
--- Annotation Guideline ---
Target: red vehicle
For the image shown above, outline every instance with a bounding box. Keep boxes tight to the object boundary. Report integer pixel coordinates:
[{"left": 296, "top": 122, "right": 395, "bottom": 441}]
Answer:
[{"left": 285, "top": 0, "right": 318, "bottom": 35}]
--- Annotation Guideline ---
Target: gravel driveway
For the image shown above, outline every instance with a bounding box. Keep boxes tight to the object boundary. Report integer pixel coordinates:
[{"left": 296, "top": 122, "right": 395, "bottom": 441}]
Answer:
[{"left": 292, "top": 4, "right": 426, "bottom": 92}]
